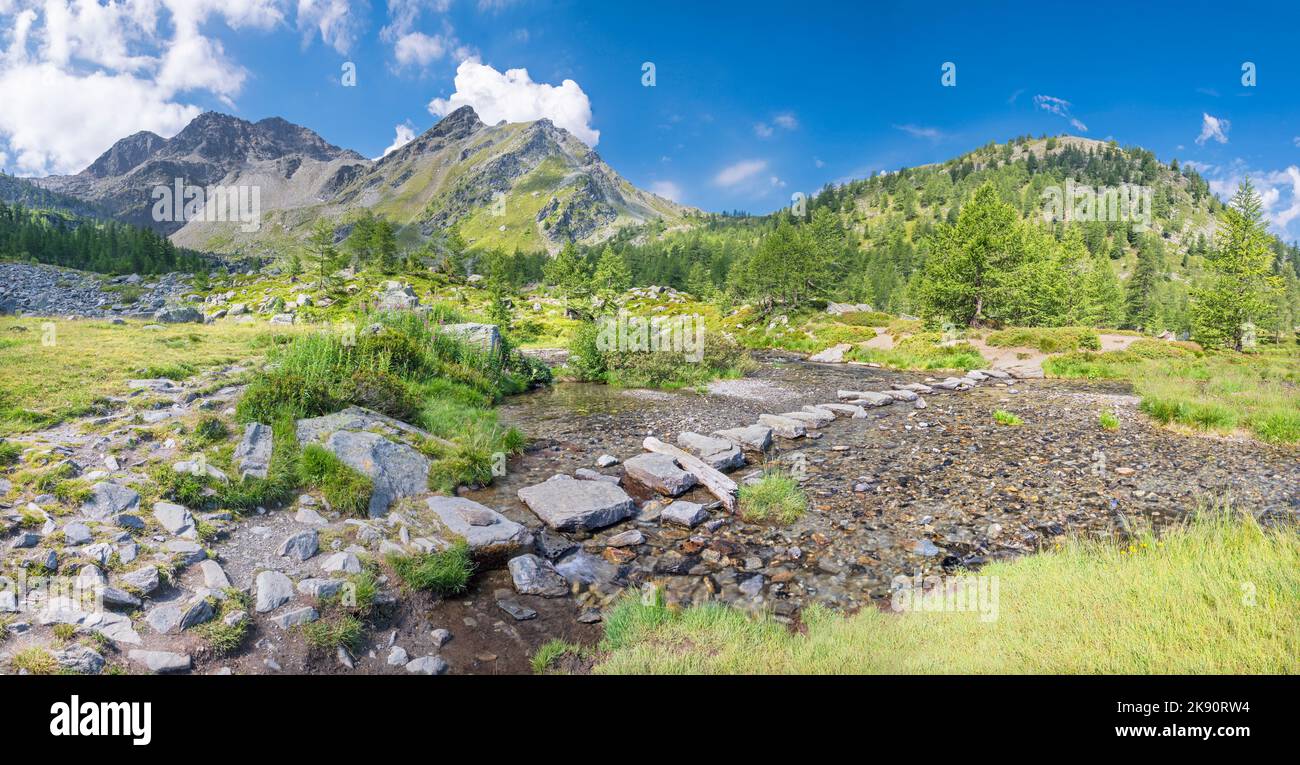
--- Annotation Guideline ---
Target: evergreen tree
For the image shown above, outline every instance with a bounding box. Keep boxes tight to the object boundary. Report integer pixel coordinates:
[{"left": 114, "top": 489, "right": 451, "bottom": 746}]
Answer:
[
  {"left": 1191, "top": 179, "right": 1283, "bottom": 349},
  {"left": 591, "top": 245, "right": 632, "bottom": 296},
  {"left": 306, "top": 220, "right": 338, "bottom": 288}
]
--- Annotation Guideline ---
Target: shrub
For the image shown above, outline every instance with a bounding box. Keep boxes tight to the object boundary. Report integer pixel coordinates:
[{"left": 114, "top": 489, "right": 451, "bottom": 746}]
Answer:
[
  {"left": 985, "top": 327, "right": 1100, "bottom": 353},
  {"left": 993, "top": 410, "right": 1023, "bottom": 426},
  {"left": 1098, "top": 412, "right": 1120, "bottom": 431}
]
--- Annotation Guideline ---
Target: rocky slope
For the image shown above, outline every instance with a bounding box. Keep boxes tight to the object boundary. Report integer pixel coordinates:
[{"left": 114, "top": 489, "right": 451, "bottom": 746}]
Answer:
[{"left": 31, "top": 107, "right": 691, "bottom": 258}]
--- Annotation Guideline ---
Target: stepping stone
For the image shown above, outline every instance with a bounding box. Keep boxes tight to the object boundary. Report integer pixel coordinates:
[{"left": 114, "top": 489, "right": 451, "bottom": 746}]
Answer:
[
  {"left": 424, "top": 496, "right": 533, "bottom": 559},
  {"left": 712, "top": 424, "right": 773, "bottom": 452},
  {"left": 846, "top": 391, "right": 894, "bottom": 406},
  {"left": 974, "top": 368, "right": 1011, "bottom": 379},
  {"left": 788, "top": 408, "right": 835, "bottom": 427},
  {"left": 574, "top": 468, "right": 620, "bottom": 483},
  {"left": 817, "top": 403, "right": 867, "bottom": 418},
  {"left": 622, "top": 453, "right": 697, "bottom": 497},
  {"left": 675, "top": 432, "right": 745, "bottom": 471},
  {"left": 900, "top": 383, "right": 934, "bottom": 393},
  {"left": 885, "top": 389, "right": 918, "bottom": 402},
  {"left": 757, "top": 414, "right": 806, "bottom": 439},
  {"left": 517, "top": 476, "right": 635, "bottom": 532}
]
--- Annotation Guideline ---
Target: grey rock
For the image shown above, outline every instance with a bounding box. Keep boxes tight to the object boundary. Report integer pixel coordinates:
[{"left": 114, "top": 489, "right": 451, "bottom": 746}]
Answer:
[
  {"left": 101, "top": 587, "right": 142, "bottom": 609},
  {"left": 517, "top": 475, "right": 635, "bottom": 531},
  {"left": 277, "top": 529, "right": 319, "bottom": 562},
  {"left": 430, "top": 628, "right": 451, "bottom": 647},
  {"left": 623, "top": 453, "right": 697, "bottom": 496},
  {"left": 496, "top": 598, "right": 537, "bottom": 621},
  {"left": 757, "top": 414, "right": 806, "bottom": 439},
  {"left": 424, "top": 496, "right": 532, "bottom": 559},
  {"left": 80, "top": 482, "right": 140, "bottom": 519},
  {"left": 233, "top": 422, "right": 273, "bottom": 480},
  {"left": 120, "top": 565, "right": 159, "bottom": 594},
  {"left": 441, "top": 322, "right": 501, "bottom": 354},
  {"left": 596, "top": 454, "right": 620, "bottom": 468},
  {"left": 63, "top": 522, "right": 93, "bottom": 546},
  {"left": 661, "top": 501, "right": 708, "bottom": 528},
  {"left": 297, "top": 578, "right": 346, "bottom": 599},
  {"left": 606, "top": 529, "right": 644, "bottom": 547},
  {"left": 808, "top": 343, "right": 853, "bottom": 363},
  {"left": 56, "top": 646, "right": 105, "bottom": 674},
  {"left": 152, "top": 501, "right": 194, "bottom": 536},
  {"left": 676, "top": 431, "right": 745, "bottom": 471},
  {"left": 405, "top": 655, "right": 449, "bottom": 675},
  {"left": 179, "top": 597, "right": 215, "bottom": 630},
  {"left": 196, "top": 560, "right": 230, "bottom": 589},
  {"left": 145, "top": 603, "right": 183, "bottom": 634},
  {"left": 255, "top": 570, "right": 294, "bottom": 613},
  {"left": 128, "top": 650, "right": 191, "bottom": 673},
  {"left": 321, "top": 552, "right": 362, "bottom": 575},
  {"left": 387, "top": 646, "right": 409, "bottom": 666},
  {"left": 153, "top": 306, "right": 202, "bottom": 323},
  {"left": 272, "top": 606, "right": 318, "bottom": 629},
  {"left": 785, "top": 408, "right": 835, "bottom": 428},
  {"left": 507, "top": 554, "right": 569, "bottom": 597}
]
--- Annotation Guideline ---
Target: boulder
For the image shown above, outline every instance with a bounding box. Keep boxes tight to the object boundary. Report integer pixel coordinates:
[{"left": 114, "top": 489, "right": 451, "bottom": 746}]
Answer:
[
  {"left": 517, "top": 476, "right": 635, "bottom": 531},
  {"left": 296, "top": 407, "right": 434, "bottom": 517},
  {"left": 278, "top": 529, "right": 319, "bottom": 562},
  {"left": 623, "top": 453, "right": 697, "bottom": 496},
  {"left": 405, "top": 656, "right": 449, "bottom": 675},
  {"left": 152, "top": 501, "right": 194, "bottom": 537},
  {"left": 152, "top": 306, "right": 202, "bottom": 323},
  {"left": 120, "top": 565, "right": 160, "bottom": 595},
  {"left": 423, "top": 496, "right": 532, "bottom": 560},
  {"left": 375, "top": 282, "right": 419, "bottom": 311},
  {"left": 441, "top": 323, "right": 501, "bottom": 354},
  {"left": 661, "top": 501, "right": 708, "bottom": 528}
]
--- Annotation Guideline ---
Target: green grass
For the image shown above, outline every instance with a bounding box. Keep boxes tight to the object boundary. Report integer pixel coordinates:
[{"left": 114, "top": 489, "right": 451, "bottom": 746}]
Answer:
[
  {"left": 297, "top": 444, "right": 374, "bottom": 517},
  {"left": 1098, "top": 411, "right": 1120, "bottom": 431},
  {"left": 738, "top": 471, "right": 807, "bottom": 525},
  {"left": 531, "top": 638, "right": 586, "bottom": 674},
  {"left": 10, "top": 647, "right": 59, "bottom": 674},
  {"left": 0, "top": 317, "right": 295, "bottom": 436},
  {"left": 993, "top": 410, "right": 1023, "bottom": 426},
  {"left": 388, "top": 542, "right": 474, "bottom": 596},
  {"left": 595, "top": 511, "right": 1299, "bottom": 674},
  {"left": 303, "top": 614, "right": 365, "bottom": 652},
  {"left": 1046, "top": 341, "right": 1300, "bottom": 444},
  {"left": 846, "top": 332, "right": 987, "bottom": 372},
  {"left": 0, "top": 439, "right": 22, "bottom": 466},
  {"left": 199, "top": 590, "right": 252, "bottom": 654},
  {"left": 236, "top": 310, "right": 540, "bottom": 489},
  {"left": 985, "top": 326, "right": 1101, "bottom": 353}
]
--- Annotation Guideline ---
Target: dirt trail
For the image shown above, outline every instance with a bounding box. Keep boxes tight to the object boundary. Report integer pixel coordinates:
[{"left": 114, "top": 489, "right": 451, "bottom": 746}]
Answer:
[{"left": 855, "top": 331, "right": 1143, "bottom": 379}]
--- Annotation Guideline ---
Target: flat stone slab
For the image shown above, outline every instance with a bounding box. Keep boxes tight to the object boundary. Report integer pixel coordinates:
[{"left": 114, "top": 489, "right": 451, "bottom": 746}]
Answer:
[
  {"left": 817, "top": 403, "right": 867, "bottom": 418},
  {"left": 661, "top": 501, "right": 708, "bottom": 528},
  {"left": 152, "top": 501, "right": 194, "bottom": 536},
  {"left": 623, "top": 453, "right": 697, "bottom": 496},
  {"left": 423, "top": 496, "right": 533, "bottom": 559},
  {"left": 80, "top": 482, "right": 139, "bottom": 519},
  {"left": 843, "top": 391, "right": 894, "bottom": 406},
  {"left": 128, "top": 650, "right": 191, "bottom": 674},
  {"left": 758, "top": 414, "right": 806, "bottom": 439},
  {"left": 885, "top": 389, "right": 919, "bottom": 402},
  {"left": 517, "top": 476, "right": 635, "bottom": 531},
  {"left": 712, "top": 424, "right": 773, "bottom": 452},
  {"left": 676, "top": 432, "right": 745, "bottom": 471},
  {"left": 786, "top": 409, "right": 834, "bottom": 428}
]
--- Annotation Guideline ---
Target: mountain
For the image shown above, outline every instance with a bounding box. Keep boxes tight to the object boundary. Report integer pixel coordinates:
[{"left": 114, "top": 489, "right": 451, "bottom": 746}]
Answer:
[
  {"left": 37, "top": 112, "right": 368, "bottom": 237},
  {"left": 34, "top": 107, "right": 692, "bottom": 257}
]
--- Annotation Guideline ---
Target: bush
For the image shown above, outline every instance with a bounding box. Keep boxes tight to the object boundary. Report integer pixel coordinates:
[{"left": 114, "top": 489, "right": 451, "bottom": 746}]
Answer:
[
  {"left": 993, "top": 410, "right": 1024, "bottom": 426},
  {"left": 985, "top": 327, "right": 1100, "bottom": 353},
  {"left": 0, "top": 439, "right": 23, "bottom": 467},
  {"left": 1098, "top": 412, "right": 1120, "bottom": 431}
]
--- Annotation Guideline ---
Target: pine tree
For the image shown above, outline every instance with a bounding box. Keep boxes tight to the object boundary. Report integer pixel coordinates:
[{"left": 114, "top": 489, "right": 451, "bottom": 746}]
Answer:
[
  {"left": 544, "top": 242, "right": 590, "bottom": 301},
  {"left": 306, "top": 220, "right": 338, "bottom": 288},
  {"left": 1191, "top": 179, "right": 1283, "bottom": 349},
  {"left": 1125, "top": 235, "right": 1163, "bottom": 331},
  {"left": 591, "top": 245, "right": 632, "bottom": 296}
]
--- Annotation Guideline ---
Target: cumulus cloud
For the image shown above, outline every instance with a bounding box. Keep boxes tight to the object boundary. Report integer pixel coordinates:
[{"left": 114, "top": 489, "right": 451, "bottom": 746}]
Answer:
[
  {"left": 1196, "top": 113, "right": 1230, "bottom": 145},
  {"left": 713, "top": 159, "right": 767, "bottom": 187},
  {"left": 1204, "top": 162, "right": 1300, "bottom": 237},
  {"left": 754, "top": 111, "right": 797, "bottom": 139},
  {"left": 428, "top": 60, "right": 599, "bottom": 146},
  {"left": 648, "top": 180, "right": 682, "bottom": 202},
  {"left": 0, "top": 0, "right": 298, "bottom": 175},
  {"left": 1033, "top": 94, "right": 1087, "bottom": 132},
  {"left": 380, "top": 1, "right": 473, "bottom": 71},
  {"left": 378, "top": 121, "right": 417, "bottom": 159}
]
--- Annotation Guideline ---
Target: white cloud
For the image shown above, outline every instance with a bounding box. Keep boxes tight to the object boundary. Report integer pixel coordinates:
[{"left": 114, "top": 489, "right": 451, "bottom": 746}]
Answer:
[
  {"left": 1294, "top": 136, "right": 1300, "bottom": 148},
  {"left": 297, "top": 0, "right": 366, "bottom": 54},
  {"left": 394, "top": 31, "right": 447, "bottom": 66},
  {"left": 814, "top": 157, "right": 825, "bottom": 168},
  {"left": 1196, "top": 113, "right": 1230, "bottom": 145},
  {"left": 1204, "top": 161, "right": 1300, "bottom": 237},
  {"left": 1033, "top": 94, "right": 1087, "bottom": 132},
  {"left": 0, "top": 1, "right": 291, "bottom": 175},
  {"left": 753, "top": 122, "right": 773, "bottom": 138},
  {"left": 378, "top": 121, "right": 417, "bottom": 159},
  {"left": 428, "top": 60, "right": 599, "bottom": 146},
  {"left": 713, "top": 159, "right": 767, "bottom": 187},
  {"left": 894, "top": 123, "right": 944, "bottom": 141},
  {"left": 772, "top": 112, "right": 797, "bottom": 130},
  {"left": 648, "top": 180, "right": 682, "bottom": 202}
]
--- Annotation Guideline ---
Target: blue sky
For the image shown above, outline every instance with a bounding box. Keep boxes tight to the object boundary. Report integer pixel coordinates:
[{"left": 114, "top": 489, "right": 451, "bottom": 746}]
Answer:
[{"left": 2, "top": 0, "right": 1299, "bottom": 236}]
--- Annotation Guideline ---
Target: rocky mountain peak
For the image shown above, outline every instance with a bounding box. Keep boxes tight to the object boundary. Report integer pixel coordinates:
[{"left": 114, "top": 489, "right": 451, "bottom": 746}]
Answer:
[{"left": 85, "top": 131, "right": 167, "bottom": 179}]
